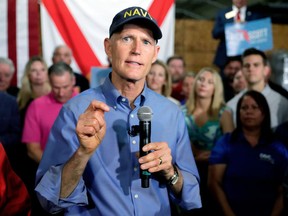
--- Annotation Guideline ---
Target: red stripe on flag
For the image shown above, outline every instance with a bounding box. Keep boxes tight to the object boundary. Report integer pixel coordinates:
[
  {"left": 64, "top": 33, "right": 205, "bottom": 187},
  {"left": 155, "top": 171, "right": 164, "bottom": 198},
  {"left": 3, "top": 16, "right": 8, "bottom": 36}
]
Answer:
[
  {"left": 42, "top": 0, "right": 101, "bottom": 76},
  {"left": 28, "top": 0, "right": 40, "bottom": 56},
  {"left": 148, "top": 0, "right": 174, "bottom": 27},
  {"left": 8, "top": 0, "right": 17, "bottom": 86}
]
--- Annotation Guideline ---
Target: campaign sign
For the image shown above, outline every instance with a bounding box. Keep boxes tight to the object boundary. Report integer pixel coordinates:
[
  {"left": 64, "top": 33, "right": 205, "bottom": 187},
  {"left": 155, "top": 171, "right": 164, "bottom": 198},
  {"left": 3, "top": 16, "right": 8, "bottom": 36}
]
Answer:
[{"left": 225, "top": 17, "right": 273, "bottom": 56}]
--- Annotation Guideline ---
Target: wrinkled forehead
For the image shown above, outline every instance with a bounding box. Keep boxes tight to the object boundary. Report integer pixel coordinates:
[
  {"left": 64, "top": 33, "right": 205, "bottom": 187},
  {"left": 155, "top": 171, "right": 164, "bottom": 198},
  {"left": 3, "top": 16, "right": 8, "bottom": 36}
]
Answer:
[
  {"left": 54, "top": 47, "right": 72, "bottom": 55},
  {"left": 0, "top": 63, "right": 12, "bottom": 74}
]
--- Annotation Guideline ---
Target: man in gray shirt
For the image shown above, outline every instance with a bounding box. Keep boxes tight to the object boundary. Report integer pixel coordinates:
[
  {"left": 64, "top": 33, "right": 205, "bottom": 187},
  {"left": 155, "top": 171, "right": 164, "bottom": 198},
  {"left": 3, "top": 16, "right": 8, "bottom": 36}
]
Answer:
[{"left": 227, "top": 48, "right": 288, "bottom": 129}]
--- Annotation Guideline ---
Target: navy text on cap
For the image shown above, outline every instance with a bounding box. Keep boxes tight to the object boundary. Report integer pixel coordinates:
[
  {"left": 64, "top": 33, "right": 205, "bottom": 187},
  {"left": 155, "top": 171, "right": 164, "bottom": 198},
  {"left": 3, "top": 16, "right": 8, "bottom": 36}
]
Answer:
[{"left": 109, "top": 6, "right": 162, "bottom": 40}]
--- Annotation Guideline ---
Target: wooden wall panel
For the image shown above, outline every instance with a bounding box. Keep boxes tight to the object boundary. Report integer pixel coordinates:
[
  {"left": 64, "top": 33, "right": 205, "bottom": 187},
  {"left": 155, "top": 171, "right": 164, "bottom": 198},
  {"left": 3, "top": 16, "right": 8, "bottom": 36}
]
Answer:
[{"left": 174, "top": 19, "right": 288, "bottom": 73}]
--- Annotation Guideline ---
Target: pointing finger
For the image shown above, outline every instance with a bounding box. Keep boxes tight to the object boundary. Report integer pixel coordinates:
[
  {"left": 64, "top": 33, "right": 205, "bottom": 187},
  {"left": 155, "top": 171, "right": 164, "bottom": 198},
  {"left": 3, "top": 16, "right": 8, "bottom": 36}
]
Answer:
[{"left": 85, "top": 100, "right": 110, "bottom": 113}]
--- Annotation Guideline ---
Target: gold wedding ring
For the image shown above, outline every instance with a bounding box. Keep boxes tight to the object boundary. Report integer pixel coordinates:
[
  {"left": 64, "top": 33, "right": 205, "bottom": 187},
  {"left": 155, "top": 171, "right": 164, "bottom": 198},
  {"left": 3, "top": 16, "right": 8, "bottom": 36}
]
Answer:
[{"left": 159, "top": 157, "right": 163, "bottom": 165}]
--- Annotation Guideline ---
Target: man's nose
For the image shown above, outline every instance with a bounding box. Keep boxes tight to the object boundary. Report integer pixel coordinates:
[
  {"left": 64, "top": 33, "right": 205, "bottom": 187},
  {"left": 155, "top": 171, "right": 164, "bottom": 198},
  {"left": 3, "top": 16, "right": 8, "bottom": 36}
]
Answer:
[{"left": 131, "top": 40, "right": 141, "bottom": 55}]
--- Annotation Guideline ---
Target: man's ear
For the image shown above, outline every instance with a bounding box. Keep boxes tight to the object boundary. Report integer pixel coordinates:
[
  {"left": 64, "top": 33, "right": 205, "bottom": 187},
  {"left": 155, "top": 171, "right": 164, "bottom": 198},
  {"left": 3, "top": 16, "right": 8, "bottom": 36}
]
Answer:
[
  {"left": 104, "top": 38, "right": 112, "bottom": 60},
  {"left": 72, "top": 75, "right": 76, "bottom": 86},
  {"left": 152, "top": 45, "right": 160, "bottom": 63},
  {"left": 264, "top": 65, "right": 270, "bottom": 79}
]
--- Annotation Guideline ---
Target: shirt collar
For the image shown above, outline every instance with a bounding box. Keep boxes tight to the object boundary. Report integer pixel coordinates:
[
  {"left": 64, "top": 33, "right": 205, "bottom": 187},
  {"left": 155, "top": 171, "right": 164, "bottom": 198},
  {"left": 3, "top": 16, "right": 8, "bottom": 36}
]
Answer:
[
  {"left": 243, "top": 84, "right": 270, "bottom": 95},
  {"left": 232, "top": 5, "right": 247, "bottom": 13},
  {"left": 101, "top": 73, "right": 147, "bottom": 109},
  {"left": 239, "top": 130, "right": 267, "bottom": 147}
]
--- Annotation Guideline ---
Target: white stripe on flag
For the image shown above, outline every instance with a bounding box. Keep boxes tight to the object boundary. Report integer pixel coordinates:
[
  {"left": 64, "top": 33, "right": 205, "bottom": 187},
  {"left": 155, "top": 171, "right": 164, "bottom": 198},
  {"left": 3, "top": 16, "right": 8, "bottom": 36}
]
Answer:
[
  {"left": 16, "top": 0, "right": 29, "bottom": 87},
  {"left": 40, "top": 5, "right": 81, "bottom": 72},
  {"left": 0, "top": 0, "right": 8, "bottom": 57}
]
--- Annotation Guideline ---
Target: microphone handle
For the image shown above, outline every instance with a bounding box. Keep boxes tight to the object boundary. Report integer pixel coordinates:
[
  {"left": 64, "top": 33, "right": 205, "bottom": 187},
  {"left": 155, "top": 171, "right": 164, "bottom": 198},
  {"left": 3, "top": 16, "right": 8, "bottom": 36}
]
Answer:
[{"left": 139, "top": 120, "right": 151, "bottom": 188}]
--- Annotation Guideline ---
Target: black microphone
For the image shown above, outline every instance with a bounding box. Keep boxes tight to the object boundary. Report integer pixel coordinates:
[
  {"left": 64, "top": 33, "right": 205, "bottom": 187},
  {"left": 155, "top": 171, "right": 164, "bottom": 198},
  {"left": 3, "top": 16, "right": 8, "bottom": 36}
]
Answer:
[{"left": 137, "top": 106, "right": 153, "bottom": 188}]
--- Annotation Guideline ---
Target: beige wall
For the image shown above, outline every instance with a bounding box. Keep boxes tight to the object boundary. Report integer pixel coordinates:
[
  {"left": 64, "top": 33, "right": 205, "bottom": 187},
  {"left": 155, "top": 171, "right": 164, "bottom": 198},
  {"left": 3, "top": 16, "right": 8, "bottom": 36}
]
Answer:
[{"left": 174, "top": 19, "right": 288, "bottom": 73}]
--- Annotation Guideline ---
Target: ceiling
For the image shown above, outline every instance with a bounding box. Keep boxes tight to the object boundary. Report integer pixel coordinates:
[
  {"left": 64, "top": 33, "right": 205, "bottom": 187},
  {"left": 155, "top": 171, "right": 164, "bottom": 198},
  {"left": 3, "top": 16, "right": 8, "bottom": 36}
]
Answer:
[{"left": 175, "top": 0, "right": 288, "bottom": 24}]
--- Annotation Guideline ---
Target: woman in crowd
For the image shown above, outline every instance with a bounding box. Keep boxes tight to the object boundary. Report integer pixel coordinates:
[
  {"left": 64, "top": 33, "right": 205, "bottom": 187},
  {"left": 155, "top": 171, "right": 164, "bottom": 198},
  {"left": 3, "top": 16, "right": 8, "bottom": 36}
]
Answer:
[
  {"left": 182, "top": 67, "right": 234, "bottom": 215},
  {"left": 146, "top": 59, "right": 180, "bottom": 106},
  {"left": 183, "top": 67, "right": 234, "bottom": 161},
  {"left": 208, "top": 90, "right": 288, "bottom": 216},
  {"left": 16, "top": 56, "right": 51, "bottom": 215},
  {"left": 17, "top": 56, "right": 51, "bottom": 125}
]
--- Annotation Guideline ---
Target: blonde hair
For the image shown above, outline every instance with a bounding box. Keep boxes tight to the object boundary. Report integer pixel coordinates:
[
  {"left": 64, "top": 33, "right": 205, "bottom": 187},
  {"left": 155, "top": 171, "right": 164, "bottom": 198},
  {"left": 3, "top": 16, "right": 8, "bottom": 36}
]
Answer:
[
  {"left": 186, "top": 67, "right": 225, "bottom": 119},
  {"left": 17, "top": 56, "right": 51, "bottom": 110},
  {"left": 150, "top": 60, "right": 172, "bottom": 97}
]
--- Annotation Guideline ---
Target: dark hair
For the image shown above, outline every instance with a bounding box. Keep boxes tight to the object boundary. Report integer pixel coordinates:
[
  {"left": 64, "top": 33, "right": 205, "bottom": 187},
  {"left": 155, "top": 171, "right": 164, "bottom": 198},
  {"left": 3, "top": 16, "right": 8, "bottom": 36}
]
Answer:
[
  {"left": 166, "top": 55, "right": 186, "bottom": 67},
  {"left": 242, "top": 48, "right": 268, "bottom": 66},
  {"left": 232, "top": 90, "right": 272, "bottom": 143},
  {"left": 48, "top": 61, "right": 74, "bottom": 77},
  {"left": 224, "top": 55, "right": 242, "bottom": 67}
]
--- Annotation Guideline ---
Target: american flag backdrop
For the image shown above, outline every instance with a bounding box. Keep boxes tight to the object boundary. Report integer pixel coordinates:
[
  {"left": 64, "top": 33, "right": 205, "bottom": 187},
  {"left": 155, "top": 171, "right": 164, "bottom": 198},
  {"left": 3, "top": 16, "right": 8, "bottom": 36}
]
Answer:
[
  {"left": 0, "top": 0, "right": 40, "bottom": 87},
  {"left": 0, "top": 0, "right": 175, "bottom": 87}
]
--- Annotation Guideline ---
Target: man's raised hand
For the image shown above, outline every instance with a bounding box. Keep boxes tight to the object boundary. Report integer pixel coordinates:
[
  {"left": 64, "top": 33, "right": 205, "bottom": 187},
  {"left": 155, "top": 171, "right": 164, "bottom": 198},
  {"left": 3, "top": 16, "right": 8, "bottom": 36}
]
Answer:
[{"left": 76, "top": 100, "right": 110, "bottom": 155}]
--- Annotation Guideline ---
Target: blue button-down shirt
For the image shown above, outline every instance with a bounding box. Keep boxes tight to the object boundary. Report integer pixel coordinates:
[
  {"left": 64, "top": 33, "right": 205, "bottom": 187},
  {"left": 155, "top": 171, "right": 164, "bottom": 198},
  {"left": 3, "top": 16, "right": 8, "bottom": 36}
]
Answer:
[{"left": 35, "top": 75, "right": 201, "bottom": 215}]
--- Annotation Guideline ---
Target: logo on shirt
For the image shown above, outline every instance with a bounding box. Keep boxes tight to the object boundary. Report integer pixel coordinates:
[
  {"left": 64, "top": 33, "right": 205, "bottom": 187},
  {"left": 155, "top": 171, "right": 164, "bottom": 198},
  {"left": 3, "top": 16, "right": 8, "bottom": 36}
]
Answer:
[{"left": 259, "top": 153, "right": 274, "bottom": 164}]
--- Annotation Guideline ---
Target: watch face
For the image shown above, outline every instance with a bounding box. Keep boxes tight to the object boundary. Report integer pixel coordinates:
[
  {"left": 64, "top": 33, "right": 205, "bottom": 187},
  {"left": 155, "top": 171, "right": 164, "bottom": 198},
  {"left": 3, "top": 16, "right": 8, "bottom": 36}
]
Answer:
[
  {"left": 168, "top": 165, "right": 179, "bottom": 185},
  {"left": 169, "top": 169, "right": 179, "bottom": 185},
  {"left": 171, "top": 175, "right": 179, "bottom": 185},
  {"left": 171, "top": 178, "right": 178, "bottom": 185}
]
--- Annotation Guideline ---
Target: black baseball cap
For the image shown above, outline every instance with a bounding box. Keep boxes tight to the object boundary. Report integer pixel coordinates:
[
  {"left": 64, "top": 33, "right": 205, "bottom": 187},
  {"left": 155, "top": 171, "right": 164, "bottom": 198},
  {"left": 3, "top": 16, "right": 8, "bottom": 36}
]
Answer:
[{"left": 109, "top": 6, "right": 162, "bottom": 40}]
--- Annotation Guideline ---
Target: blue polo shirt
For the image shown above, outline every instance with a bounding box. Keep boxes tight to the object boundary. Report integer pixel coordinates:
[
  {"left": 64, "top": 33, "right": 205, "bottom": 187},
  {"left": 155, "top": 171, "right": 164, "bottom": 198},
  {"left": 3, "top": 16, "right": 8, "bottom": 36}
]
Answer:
[{"left": 210, "top": 132, "right": 288, "bottom": 216}]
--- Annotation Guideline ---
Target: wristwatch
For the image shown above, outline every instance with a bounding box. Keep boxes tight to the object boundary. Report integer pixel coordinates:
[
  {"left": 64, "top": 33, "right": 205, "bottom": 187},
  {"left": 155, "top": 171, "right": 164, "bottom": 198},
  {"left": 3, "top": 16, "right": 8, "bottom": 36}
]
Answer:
[{"left": 168, "top": 165, "right": 179, "bottom": 185}]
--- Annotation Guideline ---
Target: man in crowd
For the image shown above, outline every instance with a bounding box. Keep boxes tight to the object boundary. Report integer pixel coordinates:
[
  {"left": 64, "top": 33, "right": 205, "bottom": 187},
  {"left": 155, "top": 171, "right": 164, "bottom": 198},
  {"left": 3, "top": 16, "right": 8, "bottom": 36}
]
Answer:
[
  {"left": 0, "top": 57, "right": 19, "bottom": 97},
  {"left": 221, "top": 56, "right": 242, "bottom": 102},
  {"left": 22, "top": 62, "right": 77, "bottom": 163},
  {"left": 181, "top": 71, "right": 195, "bottom": 105},
  {"left": 0, "top": 92, "right": 21, "bottom": 162},
  {"left": 212, "top": 0, "right": 265, "bottom": 71},
  {"left": 227, "top": 47, "right": 288, "bottom": 129},
  {"left": 166, "top": 55, "right": 186, "bottom": 102},
  {"left": 52, "top": 45, "right": 90, "bottom": 92}
]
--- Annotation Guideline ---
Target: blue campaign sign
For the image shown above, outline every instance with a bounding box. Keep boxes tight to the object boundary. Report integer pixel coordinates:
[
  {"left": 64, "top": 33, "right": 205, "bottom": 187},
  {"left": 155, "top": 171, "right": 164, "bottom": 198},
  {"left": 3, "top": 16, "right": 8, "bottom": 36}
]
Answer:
[{"left": 225, "top": 17, "right": 273, "bottom": 56}]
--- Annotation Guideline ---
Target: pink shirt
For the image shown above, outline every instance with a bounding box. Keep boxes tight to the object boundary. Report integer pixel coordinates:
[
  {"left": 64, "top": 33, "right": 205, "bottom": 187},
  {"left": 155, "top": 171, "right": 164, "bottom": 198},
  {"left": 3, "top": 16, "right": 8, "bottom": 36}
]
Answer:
[{"left": 22, "top": 92, "right": 77, "bottom": 150}]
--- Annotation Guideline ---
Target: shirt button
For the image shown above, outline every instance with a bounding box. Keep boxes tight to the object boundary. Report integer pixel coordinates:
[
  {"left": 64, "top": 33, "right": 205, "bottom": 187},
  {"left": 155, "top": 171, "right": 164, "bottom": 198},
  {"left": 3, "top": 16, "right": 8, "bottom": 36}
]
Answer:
[
  {"left": 134, "top": 194, "right": 139, "bottom": 199},
  {"left": 131, "top": 114, "right": 134, "bottom": 118},
  {"left": 132, "top": 140, "right": 136, "bottom": 144},
  {"left": 134, "top": 167, "right": 138, "bottom": 172},
  {"left": 122, "top": 98, "right": 126, "bottom": 102},
  {"left": 113, "top": 106, "right": 117, "bottom": 109}
]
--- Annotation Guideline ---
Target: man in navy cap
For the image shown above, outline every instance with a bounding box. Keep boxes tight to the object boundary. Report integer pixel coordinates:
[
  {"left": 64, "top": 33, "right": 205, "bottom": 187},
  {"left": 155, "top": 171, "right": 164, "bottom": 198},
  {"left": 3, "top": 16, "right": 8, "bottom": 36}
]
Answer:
[{"left": 35, "top": 6, "right": 201, "bottom": 215}]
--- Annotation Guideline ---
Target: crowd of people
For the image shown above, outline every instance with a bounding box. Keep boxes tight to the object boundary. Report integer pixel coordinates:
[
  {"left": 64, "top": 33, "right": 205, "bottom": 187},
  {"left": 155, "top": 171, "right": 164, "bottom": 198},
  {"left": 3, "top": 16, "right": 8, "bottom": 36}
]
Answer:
[
  {"left": 1, "top": 1, "right": 288, "bottom": 216},
  {"left": 0, "top": 46, "right": 88, "bottom": 215}
]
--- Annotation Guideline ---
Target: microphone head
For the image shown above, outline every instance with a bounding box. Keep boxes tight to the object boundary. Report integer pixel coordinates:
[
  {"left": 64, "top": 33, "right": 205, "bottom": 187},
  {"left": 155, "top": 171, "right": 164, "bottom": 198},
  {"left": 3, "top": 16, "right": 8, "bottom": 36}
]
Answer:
[{"left": 137, "top": 106, "right": 153, "bottom": 121}]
